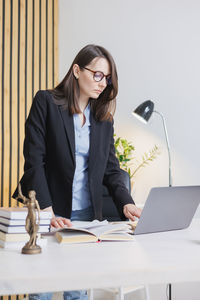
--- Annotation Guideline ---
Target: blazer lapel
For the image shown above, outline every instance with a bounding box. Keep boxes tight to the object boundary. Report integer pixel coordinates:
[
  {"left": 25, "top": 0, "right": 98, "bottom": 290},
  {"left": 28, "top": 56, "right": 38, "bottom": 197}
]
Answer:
[
  {"left": 59, "top": 107, "right": 75, "bottom": 164},
  {"left": 89, "top": 113, "right": 101, "bottom": 176}
]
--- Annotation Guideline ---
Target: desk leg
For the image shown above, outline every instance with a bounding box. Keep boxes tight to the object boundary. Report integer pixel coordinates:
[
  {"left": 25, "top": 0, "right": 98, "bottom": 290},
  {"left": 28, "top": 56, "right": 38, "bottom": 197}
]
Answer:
[
  {"left": 118, "top": 287, "right": 124, "bottom": 300},
  {"left": 169, "top": 283, "right": 171, "bottom": 300},
  {"left": 88, "top": 289, "right": 94, "bottom": 300}
]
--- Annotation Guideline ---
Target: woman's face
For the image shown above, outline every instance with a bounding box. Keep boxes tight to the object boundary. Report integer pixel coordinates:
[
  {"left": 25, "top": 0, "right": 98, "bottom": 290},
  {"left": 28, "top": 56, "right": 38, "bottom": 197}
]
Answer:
[{"left": 74, "top": 57, "right": 111, "bottom": 102}]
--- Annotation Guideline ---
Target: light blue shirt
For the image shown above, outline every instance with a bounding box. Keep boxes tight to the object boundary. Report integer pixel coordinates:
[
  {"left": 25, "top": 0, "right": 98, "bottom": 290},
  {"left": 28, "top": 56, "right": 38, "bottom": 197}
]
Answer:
[{"left": 72, "top": 104, "right": 91, "bottom": 210}]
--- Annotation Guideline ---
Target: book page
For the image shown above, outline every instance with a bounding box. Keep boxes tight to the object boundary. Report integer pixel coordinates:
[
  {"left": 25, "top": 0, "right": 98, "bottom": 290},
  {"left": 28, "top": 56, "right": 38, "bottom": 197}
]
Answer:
[
  {"left": 71, "top": 219, "right": 108, "bottom": 229},
  {"left": 86, "top": 223, "right": 132, "bottom": 238},
  {"left": 52, "top": 221, "right": 133, "bottom": 240}
]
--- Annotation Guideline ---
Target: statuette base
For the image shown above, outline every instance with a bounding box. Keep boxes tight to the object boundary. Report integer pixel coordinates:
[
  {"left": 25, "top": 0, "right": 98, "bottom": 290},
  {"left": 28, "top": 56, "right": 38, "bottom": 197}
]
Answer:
[{"left": 21, "top": 243, "right": 42, "bottom": 254}]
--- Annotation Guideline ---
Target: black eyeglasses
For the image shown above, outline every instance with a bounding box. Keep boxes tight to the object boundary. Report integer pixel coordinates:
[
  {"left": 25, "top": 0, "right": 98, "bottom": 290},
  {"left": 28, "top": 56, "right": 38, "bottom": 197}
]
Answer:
[{"left": 83, "top": 67, "right": 112, "bottom": 85}]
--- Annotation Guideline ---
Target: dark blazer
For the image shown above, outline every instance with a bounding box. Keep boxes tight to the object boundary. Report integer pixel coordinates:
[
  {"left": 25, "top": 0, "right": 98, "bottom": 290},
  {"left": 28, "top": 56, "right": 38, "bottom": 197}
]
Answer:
[{"left": 13, "top": 90, "right": 134, "bottom": 220}]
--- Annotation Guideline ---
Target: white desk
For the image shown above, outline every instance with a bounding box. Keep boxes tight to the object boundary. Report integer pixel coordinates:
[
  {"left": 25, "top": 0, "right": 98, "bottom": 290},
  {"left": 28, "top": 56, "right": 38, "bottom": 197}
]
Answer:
[{"left": 1, "top": 219, "right": 200, "bottom": 296}]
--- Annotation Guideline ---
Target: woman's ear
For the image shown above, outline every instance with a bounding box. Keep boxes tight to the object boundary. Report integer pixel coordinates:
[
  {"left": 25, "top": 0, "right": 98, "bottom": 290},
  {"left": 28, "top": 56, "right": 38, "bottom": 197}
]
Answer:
[{"left": 73, "top": 64, "right": 80, "bottom": 79}]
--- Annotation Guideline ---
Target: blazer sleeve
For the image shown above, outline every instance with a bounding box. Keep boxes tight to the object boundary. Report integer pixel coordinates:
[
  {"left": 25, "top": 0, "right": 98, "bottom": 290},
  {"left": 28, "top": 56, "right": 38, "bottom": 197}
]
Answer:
[
  {"left": 103, "top": 121, "right": 135, "bottom": 218},
  {"left": 12, "top": 90, "right": 52, "bottom": 209}
]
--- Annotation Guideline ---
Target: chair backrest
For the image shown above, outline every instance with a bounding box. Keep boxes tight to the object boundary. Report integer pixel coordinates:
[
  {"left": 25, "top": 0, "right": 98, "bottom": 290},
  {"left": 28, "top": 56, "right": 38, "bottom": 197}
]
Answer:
[{"left": 102, "top": 169, "right": 131, "bottom": 221}]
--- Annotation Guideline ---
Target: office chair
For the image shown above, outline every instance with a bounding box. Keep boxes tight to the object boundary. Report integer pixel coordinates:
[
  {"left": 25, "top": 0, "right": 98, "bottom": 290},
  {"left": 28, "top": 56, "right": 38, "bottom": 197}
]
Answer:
[
  {"left": 101, "top": 169, "right": 131, "bottom": 222},
  {"left": 88, "top": 169, "right": 150, "bottom": 300}
]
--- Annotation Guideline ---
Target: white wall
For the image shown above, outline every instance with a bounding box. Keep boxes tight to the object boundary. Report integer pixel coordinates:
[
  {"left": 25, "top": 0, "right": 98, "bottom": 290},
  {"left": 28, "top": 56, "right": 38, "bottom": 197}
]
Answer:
[
  {"left": 58, "top": 1, "right": 200, "bottom": 298},
  {"left": 59, "top": 0, "right": 200, "bottom": 209}
]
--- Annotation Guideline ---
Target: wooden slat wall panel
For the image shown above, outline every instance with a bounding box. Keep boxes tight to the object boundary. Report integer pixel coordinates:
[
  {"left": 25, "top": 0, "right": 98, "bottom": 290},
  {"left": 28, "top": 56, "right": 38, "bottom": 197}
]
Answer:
[
  {"left": 47, "top": 0, "right": 53, "bottom": 89},
  {"left": 11, "top": 0, "right": 18, "bottom": 207},
  {"left": 3, "top": 0, "right": 10, "bottom": 207},
  {"left": 19, "top": 0, "right": 26, "bottom": 185},
  {"left": 54, "top": 0, "right": 59, "bottom": 87},
  {"left": 27, "top": 0, "right": 33, "bottom": 116},
  {"left": 34, "top": 0, "right": 40, "bottom": 95},
  {"left": 0, "top": 0, "right": 59, "bottom": 298},
  {"left": 41, "top": 0, "right": 46, "bottom": 90},
  {"left": 1, "top": 295, "right": 25, "bottom": 300},
  {"left": 0, "top": 0, "right": 3, "bottom": 208},
  {"left": 0, "top": 0, "right": 58, "bottom": 206}
]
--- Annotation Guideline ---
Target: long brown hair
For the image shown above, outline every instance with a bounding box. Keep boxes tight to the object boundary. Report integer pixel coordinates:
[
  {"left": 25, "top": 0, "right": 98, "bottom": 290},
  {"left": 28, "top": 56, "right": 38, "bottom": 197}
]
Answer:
[{"left": 51, "top": 44, "right": 118, "bottom": 121}]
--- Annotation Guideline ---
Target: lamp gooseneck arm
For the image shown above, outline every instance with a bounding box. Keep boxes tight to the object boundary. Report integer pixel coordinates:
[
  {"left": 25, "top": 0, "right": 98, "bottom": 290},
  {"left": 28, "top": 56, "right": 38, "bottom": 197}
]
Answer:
[{"left": 153, "top": 110, "right": 172, "bottom": 187}]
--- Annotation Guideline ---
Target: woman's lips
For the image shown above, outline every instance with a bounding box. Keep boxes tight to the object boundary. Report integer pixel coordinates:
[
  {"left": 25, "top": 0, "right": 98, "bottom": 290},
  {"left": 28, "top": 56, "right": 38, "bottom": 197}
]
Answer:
[{"left": 94, "top": 90, "right": 102, "bottom": 94}]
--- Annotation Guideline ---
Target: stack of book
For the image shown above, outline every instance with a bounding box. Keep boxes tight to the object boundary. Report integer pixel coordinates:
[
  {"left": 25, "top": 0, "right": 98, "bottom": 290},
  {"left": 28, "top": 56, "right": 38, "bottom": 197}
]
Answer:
[{"left": 0, "top": 207, "right": 52, "bottom": 249}]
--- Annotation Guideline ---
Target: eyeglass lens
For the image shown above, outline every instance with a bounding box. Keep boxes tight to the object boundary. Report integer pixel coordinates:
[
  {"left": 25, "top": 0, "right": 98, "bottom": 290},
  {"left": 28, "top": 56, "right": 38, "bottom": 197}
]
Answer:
[
  {"left": 94, "top": 71, "right": 112, "bottom": 85},
  {"left": 83, "top": 67, "right": 112, "bottom": 85}
]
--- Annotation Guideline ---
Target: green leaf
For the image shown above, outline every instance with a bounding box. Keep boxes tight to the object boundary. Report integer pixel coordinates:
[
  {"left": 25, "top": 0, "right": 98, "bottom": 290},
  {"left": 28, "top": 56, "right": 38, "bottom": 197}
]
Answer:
[{"left": 114, "top": 135, "right": 160, "bottom": 177}]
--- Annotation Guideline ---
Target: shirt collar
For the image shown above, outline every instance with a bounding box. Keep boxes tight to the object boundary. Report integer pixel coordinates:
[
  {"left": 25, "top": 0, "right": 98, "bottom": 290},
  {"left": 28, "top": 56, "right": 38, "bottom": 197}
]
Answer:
[{"left": 83, "top": 103, "right": 91, "bottom": 126}]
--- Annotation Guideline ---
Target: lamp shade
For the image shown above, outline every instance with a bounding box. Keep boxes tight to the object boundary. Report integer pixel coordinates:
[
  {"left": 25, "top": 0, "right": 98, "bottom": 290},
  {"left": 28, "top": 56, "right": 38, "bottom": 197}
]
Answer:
[{"left": 132, "top": 100, "right": 154, "bottom": 123}]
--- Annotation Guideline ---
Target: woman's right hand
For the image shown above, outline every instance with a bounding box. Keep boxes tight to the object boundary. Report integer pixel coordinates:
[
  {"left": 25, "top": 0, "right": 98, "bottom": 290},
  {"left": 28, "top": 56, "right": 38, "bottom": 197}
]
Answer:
[
  {"left": 42, "top": 206, "right": 72, "bottom": 228},
  {"left": 51, "top": 217, "right": 72, "bottom": 228}
]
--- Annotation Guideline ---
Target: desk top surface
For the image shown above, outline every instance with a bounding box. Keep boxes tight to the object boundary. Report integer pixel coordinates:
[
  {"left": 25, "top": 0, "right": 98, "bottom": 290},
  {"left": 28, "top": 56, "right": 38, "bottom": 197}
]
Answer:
[{"left": 1, "top": 219, "right": 200, "bottom": 295}]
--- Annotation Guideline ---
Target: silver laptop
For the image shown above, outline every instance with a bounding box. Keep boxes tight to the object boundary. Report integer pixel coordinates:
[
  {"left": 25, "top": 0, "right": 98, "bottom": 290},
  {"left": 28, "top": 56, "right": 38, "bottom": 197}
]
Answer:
[{"left": 134, "top": 186, "right": 200, "bottom": 235}]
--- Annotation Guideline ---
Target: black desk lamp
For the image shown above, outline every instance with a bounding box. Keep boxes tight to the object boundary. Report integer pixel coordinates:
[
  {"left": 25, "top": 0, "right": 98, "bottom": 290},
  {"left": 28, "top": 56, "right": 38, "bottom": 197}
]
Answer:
[
  {"left": 132, "top": 100, "right": 172, "bottom": 187},
  {"left": 132, "top": 100, "right": 172, "bottom": 300}
]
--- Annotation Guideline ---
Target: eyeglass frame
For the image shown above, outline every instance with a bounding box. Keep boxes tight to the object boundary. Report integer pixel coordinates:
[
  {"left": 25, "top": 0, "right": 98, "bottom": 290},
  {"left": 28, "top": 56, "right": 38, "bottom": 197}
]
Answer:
[{"left": 82, "top": 67, "right": 112, "bottom": 85}]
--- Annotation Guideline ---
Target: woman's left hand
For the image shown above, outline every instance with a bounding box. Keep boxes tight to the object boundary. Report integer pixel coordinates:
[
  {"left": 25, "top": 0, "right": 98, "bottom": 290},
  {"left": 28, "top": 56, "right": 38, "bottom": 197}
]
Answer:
[{"left": 123, "top": 204, "right": 142, "bottom": 221}]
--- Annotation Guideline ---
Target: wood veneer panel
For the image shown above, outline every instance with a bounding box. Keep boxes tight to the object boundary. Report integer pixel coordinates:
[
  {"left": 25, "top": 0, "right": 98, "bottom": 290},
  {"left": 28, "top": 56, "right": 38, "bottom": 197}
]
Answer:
[{"left": 3, "top": 0, "right": 11, "bottom": 207}]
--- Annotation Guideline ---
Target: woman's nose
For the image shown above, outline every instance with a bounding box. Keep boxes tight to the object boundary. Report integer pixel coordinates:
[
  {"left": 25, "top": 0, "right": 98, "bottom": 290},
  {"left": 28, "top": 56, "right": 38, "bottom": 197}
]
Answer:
[{"left": 99, "top": 77, "right": 107, "bottom": 88}]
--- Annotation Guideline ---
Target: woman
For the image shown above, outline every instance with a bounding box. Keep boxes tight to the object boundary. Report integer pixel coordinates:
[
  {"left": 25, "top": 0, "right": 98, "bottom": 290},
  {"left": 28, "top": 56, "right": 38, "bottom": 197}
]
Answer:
[{"left": 13, "top": 44, "right": 141, "bottom": 300}]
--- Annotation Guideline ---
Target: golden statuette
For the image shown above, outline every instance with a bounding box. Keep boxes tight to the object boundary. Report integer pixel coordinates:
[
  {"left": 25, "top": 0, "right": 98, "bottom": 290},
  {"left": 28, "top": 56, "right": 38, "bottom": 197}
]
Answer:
[{"left": 16, "top": 184, "right": 41, "bottom": 254}]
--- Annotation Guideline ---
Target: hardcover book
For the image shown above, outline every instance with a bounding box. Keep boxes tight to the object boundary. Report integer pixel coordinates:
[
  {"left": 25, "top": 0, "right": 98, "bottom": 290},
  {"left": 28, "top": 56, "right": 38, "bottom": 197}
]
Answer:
[
  {"left": 0, "top": 207, "right": 52, "bottom": 220},
  {"left": 0, "top": 223, "right": 50, "bottom": 234},
  {"left": 0, "top": 236, "right": 47, "bottom": 249},
  {"left": 54, "top": 220, "right": 135, "bottom": 244},
  {"left": 0, "top": 231, "right": 35, "bottom": 242},
  {"left": 0, "top": 216, "right": 50, "bottom": 226}
]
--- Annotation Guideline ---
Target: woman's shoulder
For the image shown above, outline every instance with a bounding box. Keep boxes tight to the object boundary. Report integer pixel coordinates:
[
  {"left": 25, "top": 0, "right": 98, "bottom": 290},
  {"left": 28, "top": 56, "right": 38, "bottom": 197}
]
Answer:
[
  {"left": 34, "top": 90, "right": 53, "bottom": 101},
  {"left": 33, "top": 90, "right": 55, "bottom": 106}
]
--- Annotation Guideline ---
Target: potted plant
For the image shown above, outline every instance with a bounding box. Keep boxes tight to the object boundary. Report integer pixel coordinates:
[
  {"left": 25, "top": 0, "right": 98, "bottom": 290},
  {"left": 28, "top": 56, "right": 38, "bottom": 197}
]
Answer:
[{"left": 114, "top": 135, "right": 160, "bottom": 189}]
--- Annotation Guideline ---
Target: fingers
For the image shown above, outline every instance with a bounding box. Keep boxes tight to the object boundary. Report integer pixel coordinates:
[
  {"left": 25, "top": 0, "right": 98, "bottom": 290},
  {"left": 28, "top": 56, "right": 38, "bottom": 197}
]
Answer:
[
  {"left": 124, "top": 208, "right": 135, "bottom": 221},
  {"left": 51, "top": 218, "right": 62, "bottom": 228},
  {"left": 62, "top": 218, "right": 73, "bottom": 227},
  {"left": 123, "top": 204, "right": 142, "bottom": 221},
  {"left": 134, "top": 207, "right": 142, "bottom": 218},
  {"left": 51, "top": 217, "right": 72, "bottom": 228}
]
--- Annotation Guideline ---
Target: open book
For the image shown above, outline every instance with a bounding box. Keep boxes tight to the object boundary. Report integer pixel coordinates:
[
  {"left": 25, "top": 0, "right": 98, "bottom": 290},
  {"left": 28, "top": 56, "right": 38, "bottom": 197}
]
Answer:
[{"left": 54, "top": 220, "right": 136, "bottom": 244}]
